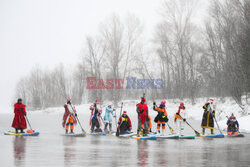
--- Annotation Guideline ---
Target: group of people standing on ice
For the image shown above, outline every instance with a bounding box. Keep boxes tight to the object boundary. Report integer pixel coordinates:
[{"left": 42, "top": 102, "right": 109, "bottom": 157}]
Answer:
[{"left": 11, "top": 97, "right": 240, "bottom": 136}]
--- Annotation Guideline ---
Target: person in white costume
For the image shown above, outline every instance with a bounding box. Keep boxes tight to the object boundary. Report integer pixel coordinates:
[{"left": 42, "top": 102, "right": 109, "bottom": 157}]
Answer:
[{"left": 174, "top": 102, "right": 187, "bottom": 136}]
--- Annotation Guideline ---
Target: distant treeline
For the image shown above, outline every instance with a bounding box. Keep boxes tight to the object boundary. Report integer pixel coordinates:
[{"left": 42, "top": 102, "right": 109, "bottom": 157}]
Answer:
[{"left": 15, "top": 0, "right": 250, "bottom": 110}]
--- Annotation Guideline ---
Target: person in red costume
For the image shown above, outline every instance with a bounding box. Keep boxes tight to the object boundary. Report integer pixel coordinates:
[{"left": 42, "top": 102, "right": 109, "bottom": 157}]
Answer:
[
  {"left": 89, "top": 99, "right": 102, "bottom": 133},
  {"left": 136, "top": 97, "right": 148, "bottom": 136},
  {"left": 12, "top": 98, "right": 27, "bottom": 133}
]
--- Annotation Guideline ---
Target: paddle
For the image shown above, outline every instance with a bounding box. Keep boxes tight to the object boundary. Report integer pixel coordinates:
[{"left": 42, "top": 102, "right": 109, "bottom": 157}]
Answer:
[
  {"left": 166, "top": 122, "right": 175, "bottom": 134},
  {"left": 114, "top": 108, "right": 117, "bottom": 132},
  {"left": 116, "top": 102, "right": 123, "bottom": 136},
  {"left": 69, "top": 104, "right": 86, "bottom": 134},
  {"left": 24, "top": 114, "right": 34, "bottom": 132},
  {"left": 100, "top": 115, "right": 105, "bottom": 125},
  {"left": 178, "top": 114, "right": 200, "bottom": 137},
  {"left": 75, "top": 115, "right": 86, "bottom": 134},
  {"left": 211, "top": 113, "right": 222, "bottom": 134}
]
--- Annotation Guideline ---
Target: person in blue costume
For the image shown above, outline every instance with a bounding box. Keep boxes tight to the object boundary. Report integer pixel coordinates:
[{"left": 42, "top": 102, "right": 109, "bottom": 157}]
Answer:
[{"left": 104, "top": 103, "right": 115, "bottom": 133}]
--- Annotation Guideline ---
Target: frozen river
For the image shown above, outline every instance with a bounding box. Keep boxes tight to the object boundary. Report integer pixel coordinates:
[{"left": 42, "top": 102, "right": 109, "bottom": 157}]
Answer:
[{"left": 0, "top": 112, "right": 250, "bottom": 167}]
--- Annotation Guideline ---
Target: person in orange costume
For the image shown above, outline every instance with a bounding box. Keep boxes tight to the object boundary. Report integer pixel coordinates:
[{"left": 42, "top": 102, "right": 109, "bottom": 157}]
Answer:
[
  {"left": 153, "top": 101, "right": 169, "bottom": 136},
  {"left": 147, "top": 115, "right": 152, "bottom": 133},
  {"left": 62, "top": 99, "right": 77, "bottom": 134}
]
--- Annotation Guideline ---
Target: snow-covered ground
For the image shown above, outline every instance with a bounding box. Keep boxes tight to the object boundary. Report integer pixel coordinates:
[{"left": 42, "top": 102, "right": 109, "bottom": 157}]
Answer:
[{"left": 32, "top": 97, "right": 250, "bottom": 133}]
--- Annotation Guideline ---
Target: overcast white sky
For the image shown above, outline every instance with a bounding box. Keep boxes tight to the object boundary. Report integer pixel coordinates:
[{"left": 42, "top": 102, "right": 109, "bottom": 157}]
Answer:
[{"left": 0, "top": 0, "right": 208, "bottom": 112}]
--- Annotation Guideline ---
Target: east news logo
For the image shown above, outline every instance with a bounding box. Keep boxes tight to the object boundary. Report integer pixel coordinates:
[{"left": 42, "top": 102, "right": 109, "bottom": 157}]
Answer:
[{"left": 86, "top": 77, "right": 163, "bottom": 89}]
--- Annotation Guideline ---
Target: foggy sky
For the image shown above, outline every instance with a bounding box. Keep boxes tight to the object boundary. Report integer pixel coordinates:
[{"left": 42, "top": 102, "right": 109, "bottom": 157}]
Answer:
[{"left": 0, "top": 0, "right": 207, "bottom": 112}]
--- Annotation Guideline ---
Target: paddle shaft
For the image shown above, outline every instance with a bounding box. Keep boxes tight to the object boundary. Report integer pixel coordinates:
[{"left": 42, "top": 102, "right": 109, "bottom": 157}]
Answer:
[
  {"left": 114, "top": 109, "right": 117, "bottom": 130},
  {"left": 24, "top": 115, "right": 32, "bottom": 130},
  {"left": 116, "top": 102, "right": 123, "bottom": 136},
  {"left": 211, "top": 112, "right": 222, "bottom": 134},
  {"left": 69, "top": 104, "right": 86, "bottom": 133},
  {"left": 166, "top": 122, "right": 174, "bottom": 134},
  {"left": 75, "top": 116, "right": 85, "bottom": 133},
  {"left": 178, "top": 114, "right": 200, "bottom": 136}
]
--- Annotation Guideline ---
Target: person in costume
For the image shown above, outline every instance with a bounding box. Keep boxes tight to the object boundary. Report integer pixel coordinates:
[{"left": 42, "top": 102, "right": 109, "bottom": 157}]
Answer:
[
  {"left": 227, "top": 113, "right": 239, "bottom": 135},
  {"left": 136, "top": 97, "right": 148, "bottom": 136},
  {"left": 12, "top": 98, "right": 27, "bottom": 133},
  {"left": 117, "top": 111, "right": 132, "bottom": 134},
  {"left": 62, "top": 99, "right": 77, "bottom": 134},
  {"left": 147, "top": 115, "right": 152, "bottom": 133},
  {"left": 201, "top": 99, "right": 215, "bottom": 135},
  {"left": 104, "top": 103, "right": 115, "bottom": 133},
  {"left": 153, "top": 101, "right": 169, "bottom": 136},
  {"left": 89, "top": 99, "right": 102, "bottom": 133},
  {"left": 174, "top": 102, "right": 187, "bottom": 136}
]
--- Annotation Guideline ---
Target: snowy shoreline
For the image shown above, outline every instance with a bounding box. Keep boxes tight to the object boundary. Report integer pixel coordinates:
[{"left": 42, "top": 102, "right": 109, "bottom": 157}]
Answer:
[{"left": 3, "top": 97, "right": 250, "bottom": 133}]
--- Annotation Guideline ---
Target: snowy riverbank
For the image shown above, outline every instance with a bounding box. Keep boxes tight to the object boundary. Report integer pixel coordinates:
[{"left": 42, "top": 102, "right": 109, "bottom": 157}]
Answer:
[{"left": 30, "top": 97, "right": 250, "bottom": 133}]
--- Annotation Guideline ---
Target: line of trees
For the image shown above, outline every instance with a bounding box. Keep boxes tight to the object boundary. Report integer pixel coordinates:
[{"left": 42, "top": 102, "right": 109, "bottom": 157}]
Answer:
[{"left": 15, "top": 0, "right": 250, "bottom": 110}]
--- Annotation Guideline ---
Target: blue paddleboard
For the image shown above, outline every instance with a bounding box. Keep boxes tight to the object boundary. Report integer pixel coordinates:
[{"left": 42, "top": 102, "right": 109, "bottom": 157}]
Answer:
[
  {"left": 133, "top": 135, "right": 156, "bottom": 140},
  {"left": 201, "top": 134, "right": 224, "bottom": 138},
  {"left": 4, "top": 131, "right": 40, "bottom": 136},
  {"left": 90, "top": 132, "right": 107, "bottom": 136}
]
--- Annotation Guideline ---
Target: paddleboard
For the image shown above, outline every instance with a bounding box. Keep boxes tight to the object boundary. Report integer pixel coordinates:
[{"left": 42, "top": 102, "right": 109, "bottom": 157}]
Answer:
[
  {"left": 157, "top": 135, "right": 179, "bottom": 139},
  {"left": 4, "top": 131, "right": 39, "bottom": 136},
  {"left": 200, "top": 134, "right": 224, "bottom": 138},
  {"left": 63, "top": 133, "right": 86, "bottom": 137},
  {"left": 227, "top": 134, "right": 244, "bottom": 137},
  {"left": 179, "top": 135, "right": 195, "bottom": 139},
  {"left": 133, "top": 135, "right": 156, "bottom": 140},
  {"left": 118, "top": 132, "right": 137, "bottom": 138},
  {"left": 90, "top": 132, "right": 107, "bottom": 136},
  {"left": 149, "top": 132, "right": 157, "bottom": 135}
]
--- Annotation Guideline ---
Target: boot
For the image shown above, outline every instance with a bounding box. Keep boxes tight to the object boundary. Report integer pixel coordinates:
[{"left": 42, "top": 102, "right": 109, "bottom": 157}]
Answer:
[
  {"left": 15, "top": 129, "right": 19, "bottom": 134},
  {"left": 104, "top": 123, "right": 108, "bottom": 133},
  {"left": 109, "top": 123, "right": 112, "bottom": 133},
  {"left": 211, "top": 129, "right": 214, "bottom": 135},
  {"left": 180, "top": 128, "right": 184, "bottom": 136},
  {"left": 65, "top": 129, "right": 68, "bottom": 134},
  {"left": 70, "top": 129, "right": 74, "bottom": 134},
  {"left": 143, "top": 129, "right": 147, "bottom": 136},
  {"left": 157, "top": 130, "right": 161, "bottom": 136},
  {"left": 20, "top": 129, "right": 24, "bottom": 133},
  {"left": 137, "top": 129, "right": 141, "bottom": 137}
]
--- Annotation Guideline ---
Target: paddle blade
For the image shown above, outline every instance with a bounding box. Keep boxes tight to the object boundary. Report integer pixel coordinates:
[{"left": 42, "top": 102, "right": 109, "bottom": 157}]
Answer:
[{"left": 195, "top": 130, "right": 200, "bottom": 137}]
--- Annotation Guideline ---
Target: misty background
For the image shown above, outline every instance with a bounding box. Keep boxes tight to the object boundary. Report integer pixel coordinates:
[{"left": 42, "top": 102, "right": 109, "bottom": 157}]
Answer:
[{"left": 1, "top": 0, "right": 249, "bottom": 113}]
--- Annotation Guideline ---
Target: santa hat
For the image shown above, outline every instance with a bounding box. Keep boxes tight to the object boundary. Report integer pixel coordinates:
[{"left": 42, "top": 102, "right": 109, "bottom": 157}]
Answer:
[{"left": 161, "top": 100, "right": 166, "bottom": 105}]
